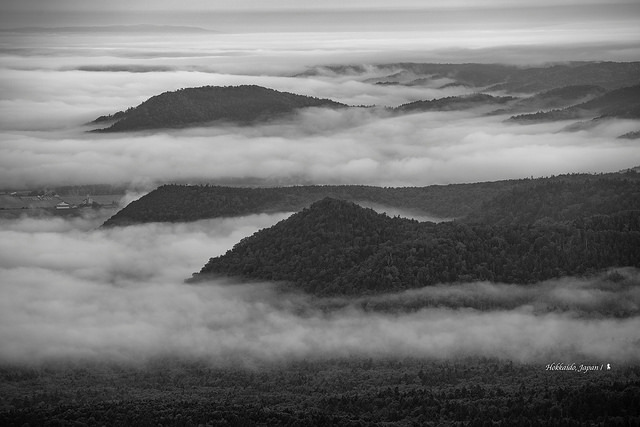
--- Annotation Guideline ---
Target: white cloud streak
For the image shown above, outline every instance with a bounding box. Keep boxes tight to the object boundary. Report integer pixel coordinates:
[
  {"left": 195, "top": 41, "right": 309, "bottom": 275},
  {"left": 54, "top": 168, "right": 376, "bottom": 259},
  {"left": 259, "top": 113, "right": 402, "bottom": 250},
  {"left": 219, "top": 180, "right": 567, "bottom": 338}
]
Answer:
[
  {"left": 2, "top": 109, "right": 639, "bottom": 189},
  {"left": 1, "top": 31, "right": 639, "bottom": 190}
]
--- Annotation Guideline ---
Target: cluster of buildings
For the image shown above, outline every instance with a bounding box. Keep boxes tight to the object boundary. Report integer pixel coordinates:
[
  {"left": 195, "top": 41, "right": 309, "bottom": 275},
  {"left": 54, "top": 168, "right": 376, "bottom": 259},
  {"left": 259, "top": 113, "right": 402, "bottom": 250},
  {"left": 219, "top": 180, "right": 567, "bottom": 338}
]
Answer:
[
  {"left": 0, "top": 192, "right": 110, "bottom": 212},
  {"left": 55, "top": 196, "right": 94, "bottom": 210}
]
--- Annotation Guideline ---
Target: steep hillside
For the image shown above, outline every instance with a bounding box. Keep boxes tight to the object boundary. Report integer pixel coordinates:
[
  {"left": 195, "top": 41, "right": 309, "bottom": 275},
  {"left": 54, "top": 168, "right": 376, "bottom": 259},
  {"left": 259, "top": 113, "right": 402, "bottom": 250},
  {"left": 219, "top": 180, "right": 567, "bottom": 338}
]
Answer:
[
  {"left": 191, "top": 198, "right": 640, "bottom": 295},
  {"left": 91, "top": 85, "right": 346, "bottom": 132}
]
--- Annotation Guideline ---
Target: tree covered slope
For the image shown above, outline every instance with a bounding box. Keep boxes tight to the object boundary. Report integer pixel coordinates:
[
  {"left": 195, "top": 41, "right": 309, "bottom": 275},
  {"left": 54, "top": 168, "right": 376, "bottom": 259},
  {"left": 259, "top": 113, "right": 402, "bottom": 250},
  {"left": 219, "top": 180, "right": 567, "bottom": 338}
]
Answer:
[
  {"left": 91, "top": 85, "right": 347, "bottom": 132},
  {"left": 101, "top": 181, "right": 521, "bottom": 227},
  {"left": 102, "top": 172, "right": 640, "bottom": 228},
  {"left": 191, "top": 193, "right": 640, "bottom": 295}
]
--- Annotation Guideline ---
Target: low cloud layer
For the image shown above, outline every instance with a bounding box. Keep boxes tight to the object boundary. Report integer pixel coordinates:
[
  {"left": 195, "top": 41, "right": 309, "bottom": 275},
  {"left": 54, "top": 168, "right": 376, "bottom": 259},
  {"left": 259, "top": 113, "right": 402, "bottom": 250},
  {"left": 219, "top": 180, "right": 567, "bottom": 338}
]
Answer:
[
  {"left": 2, "top": 31, "right": 640, "bottom": 189},
  {"left": 1, "top": 214, "right": 638, "bottom": 366},
  {"left": 2, "top": 108, "right": 638, "bottom": 189},
  {"left": 2, "top": 8, "right": 639, "bottom": 372}
]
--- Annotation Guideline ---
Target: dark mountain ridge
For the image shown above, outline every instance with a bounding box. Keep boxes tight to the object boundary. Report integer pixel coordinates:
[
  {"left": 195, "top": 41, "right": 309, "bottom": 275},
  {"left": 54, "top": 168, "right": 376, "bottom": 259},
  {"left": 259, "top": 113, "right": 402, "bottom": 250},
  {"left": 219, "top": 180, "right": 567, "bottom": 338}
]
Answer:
[
  {"left": 100, "top": 180, "right": 523, "bottom": 227},
  {"left": 91, "top": 85, "right": 347, "bottom": 132},
  {"left": 102, "top": 171, "right": 640, "bottom": 228},
  {"left": 190, "top": 196, "right": 640, "bottom": 295}
]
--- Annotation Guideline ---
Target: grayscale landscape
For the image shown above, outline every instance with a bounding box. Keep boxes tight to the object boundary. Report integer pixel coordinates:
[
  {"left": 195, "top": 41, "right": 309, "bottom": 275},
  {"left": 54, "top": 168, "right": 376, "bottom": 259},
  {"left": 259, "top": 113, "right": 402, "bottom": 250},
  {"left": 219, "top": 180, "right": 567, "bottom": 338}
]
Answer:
[{"left": 1, "top": 1, "right": 639, "bottom": 425}]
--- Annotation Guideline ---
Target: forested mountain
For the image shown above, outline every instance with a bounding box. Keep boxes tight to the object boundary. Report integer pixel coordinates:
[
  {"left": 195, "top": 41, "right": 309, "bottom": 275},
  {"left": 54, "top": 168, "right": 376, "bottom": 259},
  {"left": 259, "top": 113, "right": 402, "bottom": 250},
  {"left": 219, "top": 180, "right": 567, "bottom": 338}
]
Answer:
[
  {"left": 465, "top": 174, "right": 640, "bottom": 226},
  {"left": 102, "top": 172, "right": 640, "bottom": 227},
  {"left": 101, "top": 180, "right": 520, "bottom": 227},
  {"left": 89, "top": 63, "right": 640, "bottom": 133},
  {"left": 395, "top": 93, "right": 515, "bottom": 113},
  {"left": 191, "top": 197, "right": 640, "bottom": 295},
  {"left": 4, "top": 359, "right": 639, "bottom": 426},
  {"left": 299, "top": 62, "right": 640, "bottom": 92},
  {"left": 509, "top": 84, "right": 640, "bottom": 122},
  {"left": 91, "top": 85, "right": 346, "bottom": 132}
]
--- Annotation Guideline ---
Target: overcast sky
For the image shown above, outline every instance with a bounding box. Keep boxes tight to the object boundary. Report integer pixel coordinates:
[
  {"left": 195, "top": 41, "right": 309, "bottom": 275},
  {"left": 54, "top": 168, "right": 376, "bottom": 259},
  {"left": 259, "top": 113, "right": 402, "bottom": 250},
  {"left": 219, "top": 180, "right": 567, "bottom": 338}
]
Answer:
[{"left": 1, "top": 0, "right": 639, "bottom": 33}]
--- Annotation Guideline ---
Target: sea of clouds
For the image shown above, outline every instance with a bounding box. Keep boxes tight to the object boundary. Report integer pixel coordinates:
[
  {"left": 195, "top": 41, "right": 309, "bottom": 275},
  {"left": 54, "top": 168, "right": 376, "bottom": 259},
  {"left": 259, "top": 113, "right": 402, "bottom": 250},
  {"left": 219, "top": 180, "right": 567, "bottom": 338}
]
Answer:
[
  {"left": 2, "top": 31, "right": 640, "bottom": 190},
  {"left": 1, "top": 27, "right": 639, "bottom": 367},
  {"left": 1, "top": 212, "right": 638, "bottom": 366}
]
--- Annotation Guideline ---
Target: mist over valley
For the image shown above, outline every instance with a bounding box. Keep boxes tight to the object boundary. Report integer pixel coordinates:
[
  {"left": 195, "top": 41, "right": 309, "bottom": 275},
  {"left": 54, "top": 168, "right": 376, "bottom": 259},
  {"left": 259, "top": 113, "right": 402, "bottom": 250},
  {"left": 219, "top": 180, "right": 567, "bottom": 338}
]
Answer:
[{"left": 1, "top": 2, "right": 640, "bottom": 424}]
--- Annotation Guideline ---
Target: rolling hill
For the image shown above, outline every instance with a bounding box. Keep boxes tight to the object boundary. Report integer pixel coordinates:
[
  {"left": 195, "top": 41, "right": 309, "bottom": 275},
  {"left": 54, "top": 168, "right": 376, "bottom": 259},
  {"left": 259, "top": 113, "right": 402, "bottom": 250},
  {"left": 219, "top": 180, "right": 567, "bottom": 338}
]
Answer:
[{"left": 91, "top": 85, "right": 347, "bottom": 132}]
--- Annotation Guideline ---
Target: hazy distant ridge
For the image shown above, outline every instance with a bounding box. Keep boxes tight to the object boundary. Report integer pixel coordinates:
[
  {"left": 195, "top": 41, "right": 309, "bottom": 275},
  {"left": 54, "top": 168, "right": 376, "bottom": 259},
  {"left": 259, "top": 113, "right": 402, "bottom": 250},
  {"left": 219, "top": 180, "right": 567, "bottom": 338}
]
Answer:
[
  {"left": 509, "top": 85, "right": 640, "bottom": 122},
  {"left": 302, "top": 62, "right": 640, "bottom": 92}
]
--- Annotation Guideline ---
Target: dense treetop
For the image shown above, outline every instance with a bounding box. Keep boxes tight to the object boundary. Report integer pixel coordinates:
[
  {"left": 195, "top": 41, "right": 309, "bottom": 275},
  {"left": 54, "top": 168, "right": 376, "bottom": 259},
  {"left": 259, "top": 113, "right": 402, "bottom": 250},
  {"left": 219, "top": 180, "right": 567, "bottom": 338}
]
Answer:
[
  {"left": 191, "top": 189, "right": 640, "bottom": 295},
  {"left": 3, "top": 358, "right": 638, "bottom": 426}
]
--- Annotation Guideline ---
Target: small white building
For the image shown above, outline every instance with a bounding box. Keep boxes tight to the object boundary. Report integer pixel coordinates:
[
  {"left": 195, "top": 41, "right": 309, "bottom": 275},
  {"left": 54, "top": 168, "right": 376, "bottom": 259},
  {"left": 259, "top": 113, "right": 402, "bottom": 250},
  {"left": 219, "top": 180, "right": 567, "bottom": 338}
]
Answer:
[{"left": 55, "top": 201, "right": 71, "bottom": 210}]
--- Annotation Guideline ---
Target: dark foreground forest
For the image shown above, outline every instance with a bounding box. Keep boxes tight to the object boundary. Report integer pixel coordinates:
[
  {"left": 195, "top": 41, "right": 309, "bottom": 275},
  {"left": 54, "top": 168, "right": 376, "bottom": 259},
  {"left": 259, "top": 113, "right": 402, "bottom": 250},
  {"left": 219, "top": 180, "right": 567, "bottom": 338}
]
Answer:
[{"left": 2, "top": 358, "right": 639, "bottom": 426}]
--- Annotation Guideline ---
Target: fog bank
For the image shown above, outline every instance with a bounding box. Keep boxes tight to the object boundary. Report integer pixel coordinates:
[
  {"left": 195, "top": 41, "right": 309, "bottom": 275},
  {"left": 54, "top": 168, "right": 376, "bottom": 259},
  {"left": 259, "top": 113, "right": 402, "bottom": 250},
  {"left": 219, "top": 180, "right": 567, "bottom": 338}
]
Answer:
[{"left": 1, "top": 214, "right": 638, "bottom": 365}]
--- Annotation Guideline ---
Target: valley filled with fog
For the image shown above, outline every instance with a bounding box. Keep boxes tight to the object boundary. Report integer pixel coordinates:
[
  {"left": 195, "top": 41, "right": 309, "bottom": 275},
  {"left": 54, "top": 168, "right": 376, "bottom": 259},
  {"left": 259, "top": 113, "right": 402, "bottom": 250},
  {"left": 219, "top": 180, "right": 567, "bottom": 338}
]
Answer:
[
  {"left": 2, "top": 211, "right": 639, "bottom": 366},
  {"left": 2, "top": 31, "right": 640, "bottom": 190},
  {"left": 1, "top": 16, "right": 639, "bottom": 366},
  {"left": 1, "top": 25, "right": 640, "bottom": 365},
  {"left": 1, "top": 6, "right": 640, "bottom": 423}
]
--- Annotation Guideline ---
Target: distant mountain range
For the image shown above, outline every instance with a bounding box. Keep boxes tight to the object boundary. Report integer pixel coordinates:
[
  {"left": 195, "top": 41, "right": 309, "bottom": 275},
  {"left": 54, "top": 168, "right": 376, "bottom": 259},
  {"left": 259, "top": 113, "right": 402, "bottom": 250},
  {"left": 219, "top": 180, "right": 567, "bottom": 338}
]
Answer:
[
  {"left": 89, "top": 62, "right": 640, "bottom": 133},
  {"left": 492, "top": 85, "right": 607, "bottom": 115},
  {"left": 395, "top": 93, "right": 515, "bottom": 113},
  {"left": 91, "top": 85, "right": 346, "bottom": 132},
  {"left": 299, "top": 61, "right": 640, "bottom": 92},
  {"left": 508, "top": 85, "right": 640, "bottom": 123}
]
